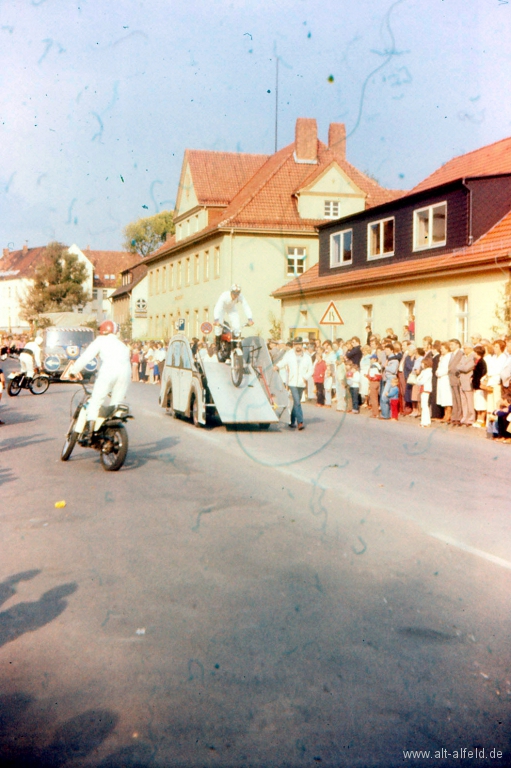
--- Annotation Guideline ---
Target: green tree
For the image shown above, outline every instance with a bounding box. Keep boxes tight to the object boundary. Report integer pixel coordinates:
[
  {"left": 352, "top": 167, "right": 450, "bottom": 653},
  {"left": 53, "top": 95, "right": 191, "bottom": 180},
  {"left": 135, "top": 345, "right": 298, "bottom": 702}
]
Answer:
[
  {"left": 20, "top": 242, "right": 89, "bottom": 324},
  {"left": 123, "top": 210, "right": 175, "bottom": 258}
]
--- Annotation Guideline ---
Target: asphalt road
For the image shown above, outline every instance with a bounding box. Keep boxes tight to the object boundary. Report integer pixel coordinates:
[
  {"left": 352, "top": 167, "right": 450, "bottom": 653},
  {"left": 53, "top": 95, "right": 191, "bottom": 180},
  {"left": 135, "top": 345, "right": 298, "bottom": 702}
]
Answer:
[{"left": 1, "top": 367, "right": 510, "bottom": 768}]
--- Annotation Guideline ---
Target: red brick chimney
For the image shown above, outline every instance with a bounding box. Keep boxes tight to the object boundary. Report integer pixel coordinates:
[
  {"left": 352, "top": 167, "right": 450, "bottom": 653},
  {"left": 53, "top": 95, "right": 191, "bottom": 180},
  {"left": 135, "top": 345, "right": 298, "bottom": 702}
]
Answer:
[
  {"left": 328, "top": 123, "right": 346, "bottom": 158},
  {"left": 294, "top": 118, "right": 318, "bottom": 163},
  {"left": 22, "top": 243, "right": 28, "bottom": 255},
  {"left": 2, "top": 248, "right": 8, "bottom": 259}
]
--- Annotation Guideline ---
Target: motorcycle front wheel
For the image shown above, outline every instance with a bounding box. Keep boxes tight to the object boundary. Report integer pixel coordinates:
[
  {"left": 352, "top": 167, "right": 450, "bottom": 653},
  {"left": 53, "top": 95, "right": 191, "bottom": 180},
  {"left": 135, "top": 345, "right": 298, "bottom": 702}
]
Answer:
[
  {"left": 61, "top": 419, "right": 78, "bottom": 461},
  {"left": 30, "top": 375, "right": 50, "bottom": 395},
  {"left": 7, "top": 377, "right": 22, "bottom": 396},
  {"left": 231, "top": 350, "right": 244, "bottom": 387},
  {"left": 100, "top": 426, "right": 128, "bottom": 471}
]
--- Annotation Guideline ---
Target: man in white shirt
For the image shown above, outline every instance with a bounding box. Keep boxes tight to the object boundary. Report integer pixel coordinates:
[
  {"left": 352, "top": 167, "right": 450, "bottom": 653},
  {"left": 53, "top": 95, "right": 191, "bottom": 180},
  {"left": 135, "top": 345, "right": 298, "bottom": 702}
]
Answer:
[
  {"left": 214, "top": 284, "right": 253, "bottom": 345},
  {"left": 20, "top": 335, "right": 43, "bottom": 377},
  {"left": 274, "top": 337, "right": 313, "bottom": 430}
]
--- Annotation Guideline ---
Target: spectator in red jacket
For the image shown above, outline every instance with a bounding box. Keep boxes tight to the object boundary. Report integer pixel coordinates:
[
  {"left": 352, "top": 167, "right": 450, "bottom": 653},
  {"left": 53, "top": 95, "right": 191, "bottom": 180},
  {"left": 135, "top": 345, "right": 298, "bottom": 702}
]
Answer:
[{"left": 313, "top": 350, "right": 327, "bottom": 407}]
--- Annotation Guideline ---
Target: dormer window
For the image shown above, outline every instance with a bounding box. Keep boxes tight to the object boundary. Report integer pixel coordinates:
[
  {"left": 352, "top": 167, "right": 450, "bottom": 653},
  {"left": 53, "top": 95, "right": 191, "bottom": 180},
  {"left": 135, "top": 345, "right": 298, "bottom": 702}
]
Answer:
[
  {"left": 330, "top": 230, "right": 352, "bottom": 267},
  {"left": 368, "top": 218, "right": 394, "bottom": 260},
  {"left": 413, "top": 202, "right": 447, "bottom": 251},
  {"left": 324, "top": 200, "right": 340, "bottom": 219}
]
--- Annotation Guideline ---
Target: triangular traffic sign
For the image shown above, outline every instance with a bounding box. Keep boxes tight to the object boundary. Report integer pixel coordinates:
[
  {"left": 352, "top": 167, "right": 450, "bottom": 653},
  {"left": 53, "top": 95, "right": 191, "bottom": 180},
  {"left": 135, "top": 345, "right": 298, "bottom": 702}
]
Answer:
[{"left": 319, "top": 301, "right": 344, "bottom": 325}]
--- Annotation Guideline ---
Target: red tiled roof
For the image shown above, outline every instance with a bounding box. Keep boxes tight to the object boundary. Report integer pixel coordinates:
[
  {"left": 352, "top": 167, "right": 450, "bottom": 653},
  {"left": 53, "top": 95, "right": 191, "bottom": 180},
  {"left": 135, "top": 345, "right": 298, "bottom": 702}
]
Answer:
[
  {"left": 110, "top": 262, "right": 148, "bottom": 299},
  {"left": 82, "top": 249, "right": 139, "bottom": 287},
  {"left": 186, "top": 150, "right": 270, "bottom": 207},
  {"left": 412, "top": 135, "right": 511, "bottom": 194},
  {"left": 273, "top": 209, "right": 511, "bottom": 299},
  {"left": 217, "top": 141, "right": 402, "bottom": 232},
  {"left": 0, "top": 246, "right": 52, "bottom": 280}
]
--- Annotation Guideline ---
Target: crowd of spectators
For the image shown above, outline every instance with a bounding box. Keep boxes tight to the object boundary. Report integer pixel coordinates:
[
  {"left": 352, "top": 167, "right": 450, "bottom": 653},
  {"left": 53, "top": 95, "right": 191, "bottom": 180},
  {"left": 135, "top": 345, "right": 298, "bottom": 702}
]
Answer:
[{"left": 268, "top": 329, "right": 511, "bottom": 442}]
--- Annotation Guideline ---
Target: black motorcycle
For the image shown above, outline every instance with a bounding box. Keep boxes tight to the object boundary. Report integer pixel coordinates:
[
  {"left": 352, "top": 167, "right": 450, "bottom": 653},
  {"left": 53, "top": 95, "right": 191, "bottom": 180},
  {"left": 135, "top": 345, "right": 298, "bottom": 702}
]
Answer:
[
  {"left": 7, "top": 370, "right": 50, "bottom": 396},
  {"left": 61, "top": 382, "right": 133, "bottom": 471},
  {"left": 216, "top": 321, "right": 249, "bottom": 387}
]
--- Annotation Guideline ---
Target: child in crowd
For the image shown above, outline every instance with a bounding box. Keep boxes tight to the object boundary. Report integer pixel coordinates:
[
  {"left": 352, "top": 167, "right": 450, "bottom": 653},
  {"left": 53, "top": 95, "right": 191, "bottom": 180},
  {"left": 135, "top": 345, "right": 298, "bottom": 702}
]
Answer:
[
  {"left": 366, "top": 354, "right": 382, "bottom": 418},
  {"left": 346, "top": 362, "right": 361, "bottom": 413},
  {"left": 313, "top": 350, "right": 327, "bottom": 406},
  {"left": 388, "top": 377, "right": 400, "bottom": 421},
  {"left": 417, "top": 356, "right": 433, "bottom": 427}
]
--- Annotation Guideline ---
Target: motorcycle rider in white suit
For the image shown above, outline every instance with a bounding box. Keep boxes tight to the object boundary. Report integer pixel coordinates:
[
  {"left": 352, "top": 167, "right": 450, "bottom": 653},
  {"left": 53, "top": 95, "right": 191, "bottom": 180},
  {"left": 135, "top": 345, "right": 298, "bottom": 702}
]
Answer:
[
  {"left": 69, "top": 320, "right": 131, "bottom": 438},
  {"left": 20, "top": 335, "right": 43, "bottom": 377},
  {"left": 214, "top": 284, "right": 254, "bottom": 351}
]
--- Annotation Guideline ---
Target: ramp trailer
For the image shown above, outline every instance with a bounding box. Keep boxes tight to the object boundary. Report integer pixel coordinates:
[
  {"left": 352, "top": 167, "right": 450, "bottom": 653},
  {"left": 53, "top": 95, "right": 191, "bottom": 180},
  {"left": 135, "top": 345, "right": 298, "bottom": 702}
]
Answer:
[{"left": 158, "top": 334, "right": 289, "bottom": 428}]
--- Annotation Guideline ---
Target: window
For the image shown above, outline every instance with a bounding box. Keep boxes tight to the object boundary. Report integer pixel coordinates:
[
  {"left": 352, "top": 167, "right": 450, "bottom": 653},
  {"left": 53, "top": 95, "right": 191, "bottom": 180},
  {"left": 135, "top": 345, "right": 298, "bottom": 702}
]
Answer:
[
  {"left": 177, "top": 261, "right": 182, "bottom": 289},
  {"left": 413, "top": 202, "right": 447, "bottom": 250},
  {"left": 92, "top": 289, "right": 98, "bottom": 300},
  {"left": 102, "top": 289, "right": 108, "bottom": 299},
  {"left": 155, "top": 268, "right": 160, "bottom": 294},
  {"left": 204, "top": 250, "right": 210, "bottom": 281},
  {"left": 330, "top": 230, "right": 352, "bottom": 267},
  {"left": 203, "top": 307, "right": 209, "bottom": 322},
  {"left": 149, "top": 271, "right": 153, "bottom": 296},
  {"left": 194, "top": 214, "right": 199, "bottom": 232},
  {"left": 162, "top": 266, "right": 167, "bottom": 292},
  {"left": 324, "top": 200, "right": 340, "bottom": 219},
  {"left": 194, "top": 309, "right": 199, "bottom": 336},
  {"left": 194, "top": 253, "right": 200, "bottom": 283},
  {"left": 169, "top": 263, "right": 174, "bottom": 291},
  {"left": 454, "top": 296, "right": 468, "bottom": 343},
  {"left": 368, "top": 218, "right": 394, "bottom": 259},
  {"left": 287, "top": 246, "right": 306, "bottom": 276},
  {"left": 363, "top": 304, "right": 373, "bottom": 326},
  {"left": 214, "top": 247, "right": 220, "bottom": 278},
  {"left": 185, "top": 257, "right": 191, "bottom": 286}
]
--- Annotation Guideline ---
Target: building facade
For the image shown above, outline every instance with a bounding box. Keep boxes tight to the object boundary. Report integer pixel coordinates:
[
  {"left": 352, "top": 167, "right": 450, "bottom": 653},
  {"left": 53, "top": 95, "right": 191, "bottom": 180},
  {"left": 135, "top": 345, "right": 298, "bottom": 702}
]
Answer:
[
  {"left": 144, "top": 118, "right": 400, "bottom": 340},
  {"left": 274, "top": 137, "right": 511, "bottom": 342}
]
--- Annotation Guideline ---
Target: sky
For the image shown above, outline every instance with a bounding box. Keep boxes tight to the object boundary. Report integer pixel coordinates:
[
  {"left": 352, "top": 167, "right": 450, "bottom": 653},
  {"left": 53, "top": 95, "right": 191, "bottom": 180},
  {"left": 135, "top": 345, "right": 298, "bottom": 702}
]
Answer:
[{"left": 1, "top": 0, "right": 511, "bottom": 253}]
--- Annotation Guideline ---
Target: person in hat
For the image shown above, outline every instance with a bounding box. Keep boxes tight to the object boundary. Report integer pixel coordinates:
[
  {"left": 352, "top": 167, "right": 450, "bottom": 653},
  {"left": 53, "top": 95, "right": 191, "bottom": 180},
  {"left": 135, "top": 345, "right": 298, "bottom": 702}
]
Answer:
[{"left": 274, "top": 337, "right": 312, "bottom": 430}]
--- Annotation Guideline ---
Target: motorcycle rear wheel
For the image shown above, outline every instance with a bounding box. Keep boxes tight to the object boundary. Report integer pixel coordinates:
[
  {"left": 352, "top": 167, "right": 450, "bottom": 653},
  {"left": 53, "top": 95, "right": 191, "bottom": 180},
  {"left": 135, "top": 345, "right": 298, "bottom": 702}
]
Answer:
[
  {"left": 30, "top": 375, "right": 50, "bottom": 395},
  {"left": 7, "top": 377, "right": 22, "bottom": 396},
  {"left": 100, "top": 426, "right": 128, "bottom": 471},
  {"left": 231, "top": 350, "right": 244, "bottom": 387}
]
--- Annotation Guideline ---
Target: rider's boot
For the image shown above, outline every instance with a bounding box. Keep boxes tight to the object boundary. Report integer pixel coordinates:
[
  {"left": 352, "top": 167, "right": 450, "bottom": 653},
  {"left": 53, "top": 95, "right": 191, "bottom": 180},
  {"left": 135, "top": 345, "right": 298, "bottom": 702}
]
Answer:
[{"left": 82, "top": 420, "right": 95, "bottom": 444}]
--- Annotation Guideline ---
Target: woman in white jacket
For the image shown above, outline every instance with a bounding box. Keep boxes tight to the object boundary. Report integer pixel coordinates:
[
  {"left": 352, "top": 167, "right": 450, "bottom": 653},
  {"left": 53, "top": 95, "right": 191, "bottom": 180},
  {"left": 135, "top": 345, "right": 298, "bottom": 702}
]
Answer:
[{"left": 417, "top": 357, "right": 433, "bottom": 427}]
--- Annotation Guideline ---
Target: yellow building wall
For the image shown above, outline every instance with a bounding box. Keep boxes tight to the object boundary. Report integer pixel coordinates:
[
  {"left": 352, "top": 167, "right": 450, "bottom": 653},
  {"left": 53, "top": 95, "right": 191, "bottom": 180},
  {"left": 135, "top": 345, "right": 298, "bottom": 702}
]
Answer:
[
  {"left": 146, "top": 231, "right": 320, "bottom": 340},
  {"left": 280, "top": 270, "right": 508, "bottom": 343},
  {"left": 297, "top": 166, "right": 365, "bottom": 220}
]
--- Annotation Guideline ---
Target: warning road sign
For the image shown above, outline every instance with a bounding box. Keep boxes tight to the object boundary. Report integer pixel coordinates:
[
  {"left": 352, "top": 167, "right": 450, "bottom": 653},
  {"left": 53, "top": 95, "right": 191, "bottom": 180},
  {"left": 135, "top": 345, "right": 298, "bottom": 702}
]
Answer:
[{"left": 319, "top": 301, "right": 344, "bottom": 325}]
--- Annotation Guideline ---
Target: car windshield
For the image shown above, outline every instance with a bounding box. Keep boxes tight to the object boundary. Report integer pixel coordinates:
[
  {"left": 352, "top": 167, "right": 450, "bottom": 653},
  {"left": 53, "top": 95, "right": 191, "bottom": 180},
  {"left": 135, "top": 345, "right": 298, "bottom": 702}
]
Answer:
[{"left": 45, "top": 329, "right": 95, "bottom": 348}]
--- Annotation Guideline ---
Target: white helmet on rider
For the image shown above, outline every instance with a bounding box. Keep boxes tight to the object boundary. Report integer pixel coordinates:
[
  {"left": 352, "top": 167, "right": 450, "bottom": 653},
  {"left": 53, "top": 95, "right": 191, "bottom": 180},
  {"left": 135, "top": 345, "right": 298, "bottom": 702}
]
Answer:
[
  {"left": 34, "top": 336, "right": 43, "bottom": 345},
  {"left": 230, "top": 284, "right": 241, "bottom": 295}
]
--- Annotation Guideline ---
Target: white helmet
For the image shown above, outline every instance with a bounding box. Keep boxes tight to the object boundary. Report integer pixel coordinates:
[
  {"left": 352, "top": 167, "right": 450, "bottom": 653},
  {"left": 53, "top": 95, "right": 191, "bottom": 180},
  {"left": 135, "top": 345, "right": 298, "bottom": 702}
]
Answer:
[
  {"left": 35, "top": 336, "right": 43, "bottom": 345},
  {"left": 230, "top": 283, "right": 241, "bottom": 294}
]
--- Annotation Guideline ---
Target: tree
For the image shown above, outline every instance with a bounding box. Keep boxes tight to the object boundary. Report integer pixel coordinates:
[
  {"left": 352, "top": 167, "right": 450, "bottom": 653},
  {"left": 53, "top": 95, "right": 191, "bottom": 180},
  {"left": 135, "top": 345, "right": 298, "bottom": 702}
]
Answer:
[
  {"left": 123, "top": 210, "right": 175, "bottom": 258},
  {"left": 20, "top": 242, "right": 89, "bottom": 325}
]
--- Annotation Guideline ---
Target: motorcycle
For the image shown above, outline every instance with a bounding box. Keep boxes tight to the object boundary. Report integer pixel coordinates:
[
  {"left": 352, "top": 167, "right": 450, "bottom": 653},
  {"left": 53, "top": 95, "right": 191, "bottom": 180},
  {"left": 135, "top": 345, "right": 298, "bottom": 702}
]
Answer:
[
  {"left": 216, "top": 321, "right": 250, "bottom": 387},
  {"left": 61, "top": 381, "right": 133, "bottom": 471},
  {"left": 7, "top": 370, "right": 50, "bottom": 396}
]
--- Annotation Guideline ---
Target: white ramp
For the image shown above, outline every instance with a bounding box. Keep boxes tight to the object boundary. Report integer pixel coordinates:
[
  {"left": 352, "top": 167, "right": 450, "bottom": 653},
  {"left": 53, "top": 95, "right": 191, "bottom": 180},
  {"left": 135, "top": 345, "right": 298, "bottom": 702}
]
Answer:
[{"left": 202, "top": 361, "right": 279, "bottom": 425}]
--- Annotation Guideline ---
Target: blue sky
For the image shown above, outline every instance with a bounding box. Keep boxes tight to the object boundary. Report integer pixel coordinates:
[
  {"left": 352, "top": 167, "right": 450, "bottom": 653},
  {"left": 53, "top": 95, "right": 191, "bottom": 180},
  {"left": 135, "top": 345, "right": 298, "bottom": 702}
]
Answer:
[{"left": 1, "top": 0, "right": 510, "bottom": 252}]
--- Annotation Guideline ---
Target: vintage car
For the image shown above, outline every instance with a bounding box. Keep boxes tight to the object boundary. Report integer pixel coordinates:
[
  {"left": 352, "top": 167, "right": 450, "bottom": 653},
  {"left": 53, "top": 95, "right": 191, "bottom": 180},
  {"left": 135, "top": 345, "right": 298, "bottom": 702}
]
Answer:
[{"left": 43, "top": 327, "right": 98, "bottom": 380}]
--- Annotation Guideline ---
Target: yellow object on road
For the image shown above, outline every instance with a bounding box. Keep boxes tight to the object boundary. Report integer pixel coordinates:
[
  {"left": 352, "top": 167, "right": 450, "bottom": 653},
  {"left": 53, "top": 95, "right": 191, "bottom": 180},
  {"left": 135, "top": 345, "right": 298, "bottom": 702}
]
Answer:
[{"left": 54, "top": 500, "right": 66, "bottom": 508}]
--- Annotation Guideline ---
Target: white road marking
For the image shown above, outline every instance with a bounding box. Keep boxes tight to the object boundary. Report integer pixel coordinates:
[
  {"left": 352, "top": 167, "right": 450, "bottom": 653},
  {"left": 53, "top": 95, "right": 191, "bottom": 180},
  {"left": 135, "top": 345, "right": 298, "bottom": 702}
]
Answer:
[{"left": 429, "top": 532, "right": 511, "bottom": 571}]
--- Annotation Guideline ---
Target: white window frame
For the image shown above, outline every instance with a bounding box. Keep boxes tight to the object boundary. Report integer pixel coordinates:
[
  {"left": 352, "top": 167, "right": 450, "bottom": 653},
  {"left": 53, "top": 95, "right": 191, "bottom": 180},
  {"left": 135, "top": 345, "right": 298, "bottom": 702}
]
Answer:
[
  {"left": 454, "top": 295, "right": 468, "bottom": 344},
  {"left": 169, "top": 263, "right": 174, "bottom": 291},
  {"left": 324, "top": 200, "right": 341, "bottom": 219},
  {"left": 330, "top": 229, "right": 353, "bottom": 267},
  {"left": 287, "top": 246, "right": 306, "bottom": 277},
  {"left": 204, "top": 250, "right": 210, "bottom": 281},
  {"left": 367, "top": 217, "right": 395, "bottom": 260},
  {"left": 194, "top": 253, "right": 200, "bottom": 284},
  {"left": 213, "top": 247, "right": 220, "bottom": 279},
  {"left": 413, "top": 201, "right": 447, "bottom": 251}
]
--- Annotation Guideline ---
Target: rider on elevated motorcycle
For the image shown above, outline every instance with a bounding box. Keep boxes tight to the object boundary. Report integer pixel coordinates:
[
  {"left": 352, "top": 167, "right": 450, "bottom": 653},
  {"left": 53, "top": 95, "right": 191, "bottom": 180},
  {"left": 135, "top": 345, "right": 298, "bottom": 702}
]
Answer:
[
  {"left": 213, "top": 284, "right": 254, "bottom": 352},
  {"left": 68, "top": 320, "right": 131, "bottom": 439}
]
